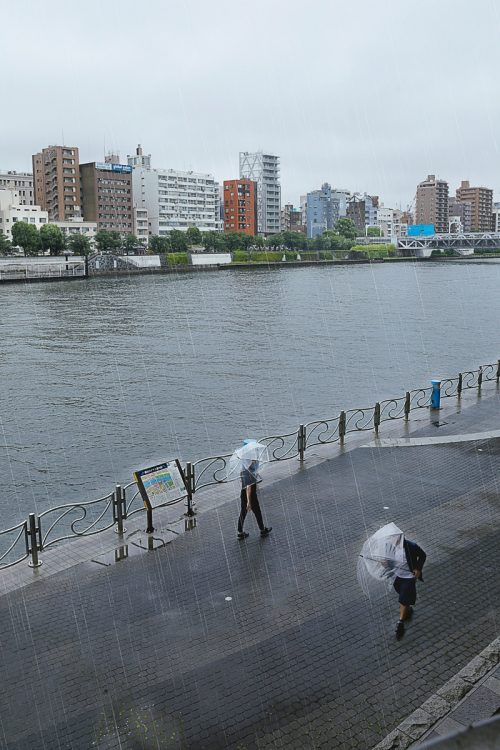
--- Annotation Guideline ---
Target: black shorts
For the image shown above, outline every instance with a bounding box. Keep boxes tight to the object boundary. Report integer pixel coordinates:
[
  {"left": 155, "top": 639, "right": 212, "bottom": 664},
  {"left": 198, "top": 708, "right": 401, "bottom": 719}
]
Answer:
[{"left": 393, "top": 577, "right": 417, "bottom": 606}]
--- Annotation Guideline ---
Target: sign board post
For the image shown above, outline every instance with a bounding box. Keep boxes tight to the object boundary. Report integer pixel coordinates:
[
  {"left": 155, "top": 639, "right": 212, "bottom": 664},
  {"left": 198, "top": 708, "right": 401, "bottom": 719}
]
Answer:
[{"left": 134, "top": 460, "right": 188, "bottom": 533}]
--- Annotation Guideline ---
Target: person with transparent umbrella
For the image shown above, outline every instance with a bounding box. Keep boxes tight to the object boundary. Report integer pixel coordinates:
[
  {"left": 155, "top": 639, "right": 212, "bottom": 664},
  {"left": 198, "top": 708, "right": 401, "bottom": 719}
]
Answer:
[
  {"left": 357, "top": 522, "right": 426, "bottom": 640},
  {"left": 226, "top": 439, "right": 272, "bottom": 540}
]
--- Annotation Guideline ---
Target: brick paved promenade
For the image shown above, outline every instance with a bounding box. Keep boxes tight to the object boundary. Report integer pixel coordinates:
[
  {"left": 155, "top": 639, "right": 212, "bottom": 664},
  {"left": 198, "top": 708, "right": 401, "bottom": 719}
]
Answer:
[{"left": 1, "top": 391, "right": 500, "bottom": 749}]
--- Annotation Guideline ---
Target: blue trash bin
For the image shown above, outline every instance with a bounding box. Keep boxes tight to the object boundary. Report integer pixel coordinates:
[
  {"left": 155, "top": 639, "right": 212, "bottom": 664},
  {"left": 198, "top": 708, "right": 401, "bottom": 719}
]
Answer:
[{"left": 430, "top": 379, "right": 441, "bottom": 409}]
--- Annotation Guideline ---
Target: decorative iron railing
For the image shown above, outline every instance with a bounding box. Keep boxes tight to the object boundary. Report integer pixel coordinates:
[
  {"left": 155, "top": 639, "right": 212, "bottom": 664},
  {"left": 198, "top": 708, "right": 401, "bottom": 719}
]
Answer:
[
  {"left": 38, "top": 492, "right": 115, "bottom": 549},
  {"left": 1, "top": 359, "right": 499, "bottom": 569}
]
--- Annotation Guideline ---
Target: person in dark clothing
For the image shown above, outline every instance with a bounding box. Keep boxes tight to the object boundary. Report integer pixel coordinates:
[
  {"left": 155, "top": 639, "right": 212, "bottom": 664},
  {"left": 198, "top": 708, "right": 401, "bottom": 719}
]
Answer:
[
  {"left": 393, "top": 535, "right": 426, "bottom": 639},
  {"left": 237, "top": 459, "right": 272, "bottom": 540}
]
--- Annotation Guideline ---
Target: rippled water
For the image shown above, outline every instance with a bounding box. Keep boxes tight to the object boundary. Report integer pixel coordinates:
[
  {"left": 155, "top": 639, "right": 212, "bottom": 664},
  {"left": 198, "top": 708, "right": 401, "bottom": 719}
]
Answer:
[{"left": 1, "top": 259, "right": 500, "bottom": 524}]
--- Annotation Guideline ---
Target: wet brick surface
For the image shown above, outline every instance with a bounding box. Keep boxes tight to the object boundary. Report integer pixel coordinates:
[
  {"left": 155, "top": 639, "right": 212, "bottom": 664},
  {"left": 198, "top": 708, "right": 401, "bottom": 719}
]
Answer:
[{"left": 1, "top": 394, "right": 500, "bottom": 749}]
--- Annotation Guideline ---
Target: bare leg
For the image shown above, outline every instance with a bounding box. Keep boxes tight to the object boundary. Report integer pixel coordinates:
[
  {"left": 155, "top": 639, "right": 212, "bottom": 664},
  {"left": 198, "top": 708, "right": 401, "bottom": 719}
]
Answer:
[{"left": 400, "top": 604, "right": 410, "bottom": 621}]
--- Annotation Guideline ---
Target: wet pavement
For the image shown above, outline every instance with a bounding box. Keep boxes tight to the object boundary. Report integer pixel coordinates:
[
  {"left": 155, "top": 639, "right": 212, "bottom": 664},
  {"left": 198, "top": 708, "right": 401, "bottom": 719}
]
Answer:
[{"left": 1, "top": 390, "right": 500, "bottom": 749}]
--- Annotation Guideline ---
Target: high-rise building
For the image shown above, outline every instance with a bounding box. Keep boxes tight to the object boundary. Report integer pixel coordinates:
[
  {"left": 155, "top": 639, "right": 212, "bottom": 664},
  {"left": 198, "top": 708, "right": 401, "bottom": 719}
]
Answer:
[
  {"left": 32, "top": 145, "right": 81, "bottom": 221},
  {"left": 0, "top": 171, "right": 34, "bottom": 205},
  {"left": 491, "top": 202, "right": 500, "bottom": 233},
  {"left": 223, "top": 179, "right": 257, "bottom": 235},
  {"left": 415, "top": 175, "right": 449, "bottom": 233},
  {"left": 80, "top": 160, "right": 134, "bottom": 234},
  {"left": 455, "top": 180, "right": 493, "bottom": 232},
  {"left": 448, "top": 198, "right": 472, "bottom": 233},
  {"left": 133, "top": 207, "right": 149, "bottom": 247},
  {"left": 239, "top": 151, "right": 280, "bottom": 235},
  {"left": 281, "top": 204, "right": 305, "bottom": 233},
  {"left": 131, "top": 150, "right": 221, "bottom": 234},
  {"left": 306, "top": 183, "right": 340, "bottom": 238}
]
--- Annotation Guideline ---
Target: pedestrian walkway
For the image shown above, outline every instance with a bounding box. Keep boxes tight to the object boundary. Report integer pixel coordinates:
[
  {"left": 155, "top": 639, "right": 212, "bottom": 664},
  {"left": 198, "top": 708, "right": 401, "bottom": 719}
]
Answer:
[{"left": 1, "top": 389, "right": 500, "bottom": 749}]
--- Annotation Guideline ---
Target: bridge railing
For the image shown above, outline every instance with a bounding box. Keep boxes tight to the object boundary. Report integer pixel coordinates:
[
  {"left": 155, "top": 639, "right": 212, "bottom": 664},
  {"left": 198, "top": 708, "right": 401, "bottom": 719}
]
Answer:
[{"left": 1, "top": 360, "right": 499, "bottom": 570}]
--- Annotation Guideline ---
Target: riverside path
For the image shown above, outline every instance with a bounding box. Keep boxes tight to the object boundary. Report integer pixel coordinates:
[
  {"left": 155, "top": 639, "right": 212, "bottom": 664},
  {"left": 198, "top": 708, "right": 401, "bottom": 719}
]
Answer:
[{"left": 1, "top": 390, "right": 500, "bottom": 749}]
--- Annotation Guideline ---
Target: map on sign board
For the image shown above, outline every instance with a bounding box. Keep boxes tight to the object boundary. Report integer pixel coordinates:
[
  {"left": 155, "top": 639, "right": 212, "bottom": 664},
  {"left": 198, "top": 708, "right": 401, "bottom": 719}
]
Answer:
[{"left": 134, "top": 460, "right": 187, "bottom": 510}]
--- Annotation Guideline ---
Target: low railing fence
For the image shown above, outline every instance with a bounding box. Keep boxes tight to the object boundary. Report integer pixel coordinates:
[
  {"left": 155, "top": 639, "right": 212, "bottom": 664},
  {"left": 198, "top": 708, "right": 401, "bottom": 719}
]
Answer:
[{"left": 2, "top": 360, "right": 499, "bottom": 570}]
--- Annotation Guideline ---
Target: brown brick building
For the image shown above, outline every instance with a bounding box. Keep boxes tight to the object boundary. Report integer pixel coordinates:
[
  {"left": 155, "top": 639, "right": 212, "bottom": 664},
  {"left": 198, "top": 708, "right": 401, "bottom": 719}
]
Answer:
[
  {"left": 455, "top": 180, "right": 493, "bottom": 232},
  {"left": 80, "top": 161, "right": 134, "bottom": 234},
  {"left": 32, "top": 145, "right": 81, "bottom": 221},
  {"left": 415, "top": 175, "right": 449, "bottom": 233},
  {"left": 223, "top": 179, "right": 257, "bottom": 235}
]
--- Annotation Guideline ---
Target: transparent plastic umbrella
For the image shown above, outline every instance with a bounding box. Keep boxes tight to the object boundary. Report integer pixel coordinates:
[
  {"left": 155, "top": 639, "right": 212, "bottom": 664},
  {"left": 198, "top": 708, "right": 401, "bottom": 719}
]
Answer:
[
  {"left": 357, "top": 522, "right": 405, "bottom": 596},
  {"left": 224, "top": 440, "right": 270, "bottom": 488}
]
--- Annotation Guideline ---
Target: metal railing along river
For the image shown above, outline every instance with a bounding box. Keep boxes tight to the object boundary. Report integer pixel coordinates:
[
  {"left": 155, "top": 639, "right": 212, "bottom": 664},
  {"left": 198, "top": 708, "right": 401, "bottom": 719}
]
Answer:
[{"left": 1, "top": 360, "right": 499, "bottom": 570}]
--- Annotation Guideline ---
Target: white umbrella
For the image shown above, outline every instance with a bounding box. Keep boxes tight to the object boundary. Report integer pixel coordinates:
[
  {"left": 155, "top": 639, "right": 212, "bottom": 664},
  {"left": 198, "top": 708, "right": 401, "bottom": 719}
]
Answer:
[
  {"left": 224, "top": 439, "right": 270, "bottom": 487},
  {"left": 357, "top": 522, "right": 405, "bottom": 596}
]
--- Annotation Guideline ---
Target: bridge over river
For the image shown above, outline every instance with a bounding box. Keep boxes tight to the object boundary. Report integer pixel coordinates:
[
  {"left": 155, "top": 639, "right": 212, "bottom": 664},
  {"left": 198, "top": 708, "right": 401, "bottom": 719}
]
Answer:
[{"left": 398, "top": 231, "right": 500, "bottom": 257}]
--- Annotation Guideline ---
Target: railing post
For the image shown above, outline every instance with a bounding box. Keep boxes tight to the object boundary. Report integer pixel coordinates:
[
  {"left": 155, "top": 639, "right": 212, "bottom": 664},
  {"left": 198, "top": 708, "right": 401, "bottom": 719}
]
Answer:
[
  {"left": 298, "top": 424, "right": 306, "bottom": 462},
  {"left": 478, "top": 366, "right": 483, "bottom": 390},
  {"left": 113, "top": 484, "right": 126, "bottom": 535},
  {"left": 28, "top": 513, "right": 42, "bottom": 568},
  {"left": 374, "top": 403, "right": 381, "bottom": 435},
  {"left": 457, "top": 373, "right": 462, "bottom": 397},
  {"left": 404, "top": 392, "right": 411, "bottom": 420},
  {"left": 185, "top": 462, "right": 196, "bottom": 517},
  {"left": 339, "top": 411, "right": 346, "bottom": 443}
]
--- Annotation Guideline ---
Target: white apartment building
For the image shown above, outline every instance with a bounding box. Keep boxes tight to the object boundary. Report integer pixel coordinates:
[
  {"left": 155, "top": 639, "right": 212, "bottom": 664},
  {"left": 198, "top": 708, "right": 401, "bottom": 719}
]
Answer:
[
  {"left": 132, "top": 160, "right": 222, "bottom": 235},
  {"left": 0, "top": 171, "right": 34, "bottom": 205},
  {"left": 133, "top": 206, "right": 149, "bottom": 246},
  {"left": 239, "top": 151, "right": 280, "bottom": 235},
  {"left": 491, "top": 202, "right": 500, "bottom": 233},
  {"left": 376, "top": 207, "right": 407, "bottom": 240},
  {"left": 0, "top": 189, "right": 48, "bottom": 240},
  {"left": 54, "top": 218, "right": 98, "bottom": 243}
]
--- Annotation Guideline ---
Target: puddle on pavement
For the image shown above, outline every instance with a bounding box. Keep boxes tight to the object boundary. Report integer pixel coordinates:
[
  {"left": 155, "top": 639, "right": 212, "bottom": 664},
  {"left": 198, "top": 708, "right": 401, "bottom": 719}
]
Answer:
[{"left": 90, "top": 518, "right": 192, "bottom": 567}]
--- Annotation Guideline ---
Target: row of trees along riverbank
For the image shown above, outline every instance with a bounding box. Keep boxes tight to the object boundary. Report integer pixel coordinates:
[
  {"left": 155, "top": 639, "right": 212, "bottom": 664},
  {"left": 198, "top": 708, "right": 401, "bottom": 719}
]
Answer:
[{"left": 1, "top": 218, "right": 388, "bottom": 258}]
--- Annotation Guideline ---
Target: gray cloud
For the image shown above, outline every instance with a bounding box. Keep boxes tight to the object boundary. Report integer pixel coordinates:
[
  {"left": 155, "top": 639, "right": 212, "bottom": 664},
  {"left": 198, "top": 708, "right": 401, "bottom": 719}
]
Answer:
[{"left": 2, "top": 0, "right": 500, "bottom": 207}]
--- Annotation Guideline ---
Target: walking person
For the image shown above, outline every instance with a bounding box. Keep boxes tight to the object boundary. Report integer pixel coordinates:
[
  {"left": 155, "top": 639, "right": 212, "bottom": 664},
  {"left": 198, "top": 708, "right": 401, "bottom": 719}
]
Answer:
[
  {"left": 358, "top": 522, "right": 426, "bottom": 640},
  {"left": 225, "top": 438, "right": 272, "bottom": 540},
  {"left": 393, "top": 532, "right": 426, "bottom": 639},
  {"left": 237, "top": 455, "right": 272, "bottom": 540}
]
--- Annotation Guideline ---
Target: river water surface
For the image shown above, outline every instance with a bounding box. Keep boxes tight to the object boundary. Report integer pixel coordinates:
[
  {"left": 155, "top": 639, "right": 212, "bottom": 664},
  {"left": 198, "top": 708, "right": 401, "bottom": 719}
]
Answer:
[{"left": 1, "top": 260, "right": 500, "bottom": 525}]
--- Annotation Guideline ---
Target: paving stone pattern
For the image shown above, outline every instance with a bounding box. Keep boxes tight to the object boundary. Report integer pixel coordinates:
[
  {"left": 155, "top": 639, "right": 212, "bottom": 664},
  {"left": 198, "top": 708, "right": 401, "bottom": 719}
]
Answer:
[{"left": 1, "top": 395, "right": 500, "bottom": 749}]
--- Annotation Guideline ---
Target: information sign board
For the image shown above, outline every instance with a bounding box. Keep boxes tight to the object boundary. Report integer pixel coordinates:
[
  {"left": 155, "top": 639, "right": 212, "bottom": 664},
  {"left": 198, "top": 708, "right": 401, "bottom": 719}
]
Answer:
[{"left": 134, "top": 460, "right": 187, "bottom": 511}]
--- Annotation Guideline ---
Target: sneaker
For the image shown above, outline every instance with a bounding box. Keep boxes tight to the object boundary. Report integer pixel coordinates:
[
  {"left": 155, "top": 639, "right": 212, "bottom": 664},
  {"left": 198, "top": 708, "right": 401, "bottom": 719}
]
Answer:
[
  {"left": 395, "top": 621, "right": 405, "bottom": 639},
  {"left": 237, "top": 531, "right": 249, "bottom": 540},
  {"left": 260, "top": 527, "right": 272, "bottom": 537}
]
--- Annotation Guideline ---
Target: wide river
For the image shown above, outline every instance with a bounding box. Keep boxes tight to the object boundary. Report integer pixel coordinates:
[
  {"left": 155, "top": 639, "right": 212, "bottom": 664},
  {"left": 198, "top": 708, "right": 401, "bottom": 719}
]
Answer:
[{"left": 1, "top": 259, "right": 500, "bottom": 525}]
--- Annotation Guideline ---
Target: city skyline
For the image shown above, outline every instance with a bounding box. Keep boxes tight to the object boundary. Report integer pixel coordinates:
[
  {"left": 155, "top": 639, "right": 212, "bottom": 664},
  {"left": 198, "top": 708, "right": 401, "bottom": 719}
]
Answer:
[{"left": 2, "top": 0, "right": 500, "bottom": 208}]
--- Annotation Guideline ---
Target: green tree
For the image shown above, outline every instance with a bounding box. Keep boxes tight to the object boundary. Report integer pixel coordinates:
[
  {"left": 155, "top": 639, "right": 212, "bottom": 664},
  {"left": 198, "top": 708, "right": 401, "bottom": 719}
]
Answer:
[
  {"left": 149, "top": 235, "right": 171, "bottom": 253},
  {"left": 251, "top": 235, "right": 265, "bottom": 249},
  {"left": 202, "top": 231, "right": 228, "bottom": 252},
  {"left": 334, "top": 218, "right": 357, "bottom": 240},
  {"left": 0, "top": 233, "right": 13, "bottom": 255},
  {"left": 265, "top": 233, "right": 284, "bottom": 250},
  {"left": 67, "top": 234, "right": 92, "bottom": 256},
  {"left": 94, "top": 230, "right": 123, "bottom": 254},
  {"left": 367, "top": 226, "right": 382, "bottom": 237},
  {"left": 186, "top": 226, "right": 202, "bottom": 246},
  {"left": 281, "top": 231, "right": 308, "bottom": 251},
  {"left": 122, "top": 234, "right": 141, "bottom": 255},
  {"left": 39, "top": 223, "right": 65, "bottom": 255},
  {"left": 11, "top": 221, "right": 41, "bottom": 256},
  {"left": 169, "top": 230, "right": 189, "bottom": 252}
]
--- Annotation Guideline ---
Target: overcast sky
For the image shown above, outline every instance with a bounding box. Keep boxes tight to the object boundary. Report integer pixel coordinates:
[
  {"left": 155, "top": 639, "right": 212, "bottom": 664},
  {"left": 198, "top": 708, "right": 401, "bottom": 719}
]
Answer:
[{"left": 2, "top": 0, "right": 500, "bottom": 208}]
